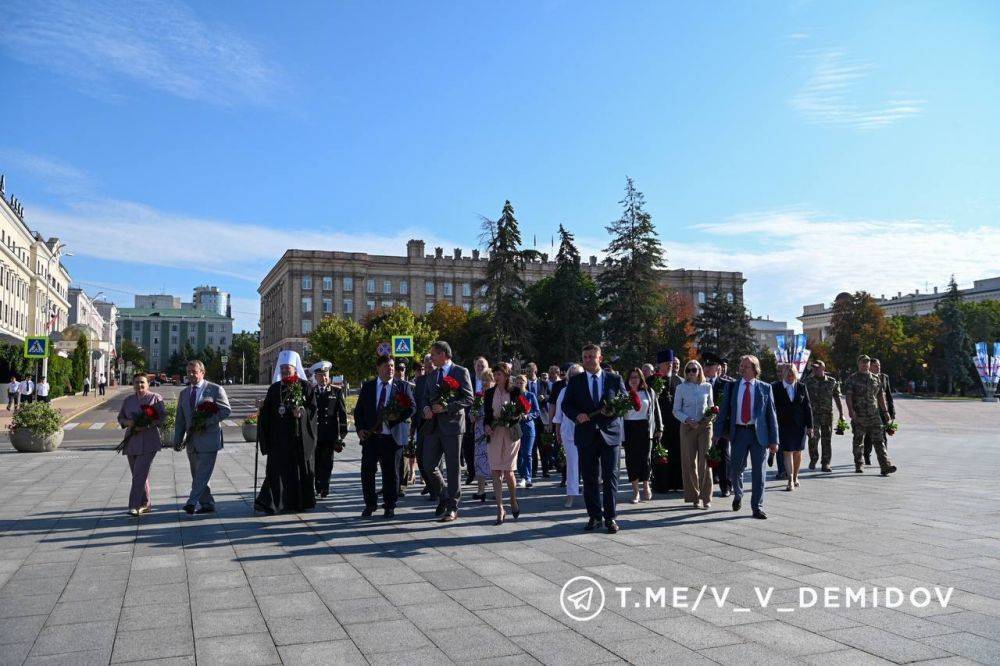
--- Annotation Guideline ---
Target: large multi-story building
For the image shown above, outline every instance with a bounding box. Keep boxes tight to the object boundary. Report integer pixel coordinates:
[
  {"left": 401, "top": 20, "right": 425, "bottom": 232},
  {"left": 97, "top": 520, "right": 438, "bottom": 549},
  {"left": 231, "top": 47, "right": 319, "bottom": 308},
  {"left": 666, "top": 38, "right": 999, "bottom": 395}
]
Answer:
[
  {"left": 799, "top": 276, "right": 1000, "bottom": 342},
  {"left": 66, "top": 288, "right": 118, "bottom": 382},
  {"left": 117, "top": 287, "right": 234, "bottom": 371},
  {"left": 259, "top": 239, "right": 745, "bottom": 381},
  {"left": 0, "top": 174, "right": 72, "bottom": 348},
  {"left": 192, "top": 285, "right": 232, "bottom": 317}
]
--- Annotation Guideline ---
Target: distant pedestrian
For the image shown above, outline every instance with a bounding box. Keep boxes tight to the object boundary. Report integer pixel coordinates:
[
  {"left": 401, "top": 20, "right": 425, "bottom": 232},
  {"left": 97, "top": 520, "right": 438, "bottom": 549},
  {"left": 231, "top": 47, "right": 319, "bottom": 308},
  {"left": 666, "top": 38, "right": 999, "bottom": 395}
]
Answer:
[
  {"left": 35, "top": 377, "right": 50, "bottom": 403},
  {"left": 83, "top": 376, "right": 91, "bottom": 396},
  {"left": 7, "top": 376, "right": 19, "bottom": 410},
  {"left": 19, "top": 377, "right": 34, "bottom": 404},
  {"left": 98, "top": 373, "right": 107, "bottom": 396}
]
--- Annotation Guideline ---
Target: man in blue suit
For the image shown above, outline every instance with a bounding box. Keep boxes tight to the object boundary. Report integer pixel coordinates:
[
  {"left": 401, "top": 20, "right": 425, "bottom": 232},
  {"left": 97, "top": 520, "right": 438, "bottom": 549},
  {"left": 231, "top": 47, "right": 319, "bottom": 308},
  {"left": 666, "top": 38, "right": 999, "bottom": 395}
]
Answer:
[
  {"left": 561, "top": 344, "right": 626, "bottom": 533},
  {"left": 715, "top": 355, "right": 779, "bottom": 519}
]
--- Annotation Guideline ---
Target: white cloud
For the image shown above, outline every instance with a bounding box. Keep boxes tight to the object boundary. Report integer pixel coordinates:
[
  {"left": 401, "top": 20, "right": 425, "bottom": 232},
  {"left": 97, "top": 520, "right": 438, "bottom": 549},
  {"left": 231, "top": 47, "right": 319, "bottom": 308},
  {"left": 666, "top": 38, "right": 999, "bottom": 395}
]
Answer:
[
  {"left": 0, "top": 149, "right": 94, "bottom": 197},
  {"left": 3, "top": 0, "right": 279, "bottom": 106},
  {"left": 681, "top": 209, "right": 1000, "bottom": 327},
  {"left": 791, "top": 49, "right": 924, "bottom": 130}
]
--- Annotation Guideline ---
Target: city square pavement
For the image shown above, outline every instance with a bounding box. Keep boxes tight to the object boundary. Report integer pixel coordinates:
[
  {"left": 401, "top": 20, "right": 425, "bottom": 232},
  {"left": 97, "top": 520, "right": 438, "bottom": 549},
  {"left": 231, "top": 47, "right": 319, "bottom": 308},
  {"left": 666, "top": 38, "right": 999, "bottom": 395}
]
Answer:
[{"left": 0, "top": 396, "right": 998, "bottom": 665}]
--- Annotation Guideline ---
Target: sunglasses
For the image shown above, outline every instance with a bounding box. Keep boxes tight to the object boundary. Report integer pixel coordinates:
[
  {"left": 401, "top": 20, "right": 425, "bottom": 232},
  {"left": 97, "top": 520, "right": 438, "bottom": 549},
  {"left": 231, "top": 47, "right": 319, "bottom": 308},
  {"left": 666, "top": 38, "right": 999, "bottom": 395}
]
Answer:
[{"left": 685, "top": 368, "right": 698, "bottom": 374}]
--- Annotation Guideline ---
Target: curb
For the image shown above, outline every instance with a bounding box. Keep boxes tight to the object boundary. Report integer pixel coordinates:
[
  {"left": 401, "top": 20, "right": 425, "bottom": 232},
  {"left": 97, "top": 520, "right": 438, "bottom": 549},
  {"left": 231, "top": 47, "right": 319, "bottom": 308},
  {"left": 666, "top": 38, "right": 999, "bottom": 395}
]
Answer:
[{"left": 59, "top": 388, "right": 129, "bottom": 424}]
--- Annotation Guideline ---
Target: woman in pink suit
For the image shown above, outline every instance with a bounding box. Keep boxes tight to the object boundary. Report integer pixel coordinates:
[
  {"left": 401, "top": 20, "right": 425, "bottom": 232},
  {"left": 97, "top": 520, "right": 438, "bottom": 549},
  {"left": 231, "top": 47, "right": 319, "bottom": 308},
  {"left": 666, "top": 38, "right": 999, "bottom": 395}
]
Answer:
[{"left": 117, "top": 374, "right": 167, "bottom": 516}]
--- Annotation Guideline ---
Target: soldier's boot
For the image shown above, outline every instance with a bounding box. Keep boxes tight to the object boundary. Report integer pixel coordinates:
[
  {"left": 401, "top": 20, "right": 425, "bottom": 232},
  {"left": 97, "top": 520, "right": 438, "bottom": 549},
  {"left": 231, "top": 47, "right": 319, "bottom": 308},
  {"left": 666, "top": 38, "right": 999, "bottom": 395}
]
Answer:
[
  {"left": 852, "top": 434, "right": 865, "bottom": 473},
  {"left": 876, "top": 442, "right": 896, "bottom": 476}
]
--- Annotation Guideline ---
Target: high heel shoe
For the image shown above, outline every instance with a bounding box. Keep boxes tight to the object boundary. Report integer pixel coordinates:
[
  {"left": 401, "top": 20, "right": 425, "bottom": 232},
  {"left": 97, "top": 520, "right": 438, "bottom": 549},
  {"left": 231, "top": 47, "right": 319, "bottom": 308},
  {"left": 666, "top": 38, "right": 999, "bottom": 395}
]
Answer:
[
  {"left": 511, "top": 502, "right": 520, "bottom": 520},
  {"left": 495, "top": 508, "right": 506, "bottom": 525},
  {"left": 630, "top": 491, "right": 640, "bottom": 504}
]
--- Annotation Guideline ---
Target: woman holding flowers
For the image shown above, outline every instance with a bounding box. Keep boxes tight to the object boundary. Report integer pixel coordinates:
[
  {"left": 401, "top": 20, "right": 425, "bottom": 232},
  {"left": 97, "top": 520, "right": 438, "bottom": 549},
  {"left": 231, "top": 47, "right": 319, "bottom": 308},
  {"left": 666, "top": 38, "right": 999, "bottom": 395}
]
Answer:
[
  {"left": 255, "top": 351, "right": 317, "bottom": 514},
  {"left": 623, "top": 368, "right": 663, "bottom": 504},
  {"left": 116, "top": 374, "right": 167, "bottom": 516},
  {"left": 472, "top": 368, "right": 494, "bottom": 502},
  {"left": 511, "top": 374, "right": 541, "bottom": 488},
  {"left": 482, "top": 363, "right": 523, "bottom": 524},
  {"left": 673, "top": 360, "right": 715, "bottom": 509}
]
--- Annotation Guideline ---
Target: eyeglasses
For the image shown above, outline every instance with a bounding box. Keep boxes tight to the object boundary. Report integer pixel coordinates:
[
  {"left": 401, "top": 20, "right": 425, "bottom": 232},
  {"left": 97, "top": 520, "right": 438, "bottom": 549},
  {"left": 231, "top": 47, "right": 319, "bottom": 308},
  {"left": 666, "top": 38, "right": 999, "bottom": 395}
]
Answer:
[{"left": 685, "top": 368, "right": 698, "bottom": 374}]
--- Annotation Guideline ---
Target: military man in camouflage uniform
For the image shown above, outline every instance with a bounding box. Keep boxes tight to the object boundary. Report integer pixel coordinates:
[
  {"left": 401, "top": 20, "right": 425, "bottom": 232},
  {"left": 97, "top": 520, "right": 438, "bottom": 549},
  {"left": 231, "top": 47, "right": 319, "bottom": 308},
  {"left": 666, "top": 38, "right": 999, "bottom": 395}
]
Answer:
[
  {"left": 803, "top": 359, "right": 843, "bottom": 472},
  {"left": 862, "top": 358, "right": 896, "bottom": 465},
  {"left": 844, "top": 355, "right": 897, "bottom": 476}
]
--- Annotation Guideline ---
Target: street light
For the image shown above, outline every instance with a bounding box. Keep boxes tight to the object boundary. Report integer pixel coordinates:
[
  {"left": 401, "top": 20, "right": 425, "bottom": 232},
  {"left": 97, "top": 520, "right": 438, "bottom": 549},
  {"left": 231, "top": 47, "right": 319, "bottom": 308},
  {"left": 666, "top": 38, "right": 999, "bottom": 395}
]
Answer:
[{"left": 40, "top": 244, "right": 72, "bottom": 383}]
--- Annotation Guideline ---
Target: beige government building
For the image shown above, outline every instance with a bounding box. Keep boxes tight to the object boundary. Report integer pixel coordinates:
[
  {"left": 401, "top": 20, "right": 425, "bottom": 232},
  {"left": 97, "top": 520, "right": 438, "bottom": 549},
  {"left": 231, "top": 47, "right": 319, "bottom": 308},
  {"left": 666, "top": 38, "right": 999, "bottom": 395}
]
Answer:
[{"left": 259, "top": 239, "right": 744, "bottom": 381}]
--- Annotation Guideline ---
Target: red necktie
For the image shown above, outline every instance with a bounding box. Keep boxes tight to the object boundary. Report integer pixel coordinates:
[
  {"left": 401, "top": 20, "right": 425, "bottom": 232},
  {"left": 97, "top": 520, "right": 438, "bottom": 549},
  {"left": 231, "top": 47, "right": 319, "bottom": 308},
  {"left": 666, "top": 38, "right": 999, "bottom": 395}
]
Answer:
[
  {"left": 377, "top": 383, "right": 387, "bottom": 411},
  {"left": 741, "top": 381, "right": 752, "bottom": 424}
]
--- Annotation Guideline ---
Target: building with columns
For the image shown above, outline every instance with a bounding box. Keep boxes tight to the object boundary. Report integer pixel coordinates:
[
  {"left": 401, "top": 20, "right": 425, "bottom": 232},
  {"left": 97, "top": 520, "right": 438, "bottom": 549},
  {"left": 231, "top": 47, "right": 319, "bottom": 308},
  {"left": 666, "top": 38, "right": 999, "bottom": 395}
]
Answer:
[
  {"left": 66, "top": 287, "right": 118, "bottom": 383},
  {"left": 0, "top": 173, "right": 72, "bottom": 349},
  {"left": 259, "top": 239, "right": 745, "bottom": 382}
]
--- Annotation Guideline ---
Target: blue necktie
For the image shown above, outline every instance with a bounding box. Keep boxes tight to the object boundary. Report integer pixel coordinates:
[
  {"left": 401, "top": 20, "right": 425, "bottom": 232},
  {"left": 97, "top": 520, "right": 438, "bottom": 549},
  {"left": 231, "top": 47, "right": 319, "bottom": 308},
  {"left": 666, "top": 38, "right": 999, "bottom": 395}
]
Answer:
[{"left": 591, "top": 374, "right": 599, "bottom": 404}]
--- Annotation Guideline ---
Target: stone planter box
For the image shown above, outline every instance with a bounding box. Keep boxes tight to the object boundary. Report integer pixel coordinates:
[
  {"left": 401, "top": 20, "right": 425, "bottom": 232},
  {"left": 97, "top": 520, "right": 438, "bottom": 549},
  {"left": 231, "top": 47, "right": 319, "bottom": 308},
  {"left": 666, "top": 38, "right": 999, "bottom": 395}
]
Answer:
[
  {"left": 159, "top": 428, "right": 175, "bottom": 449},
  {"left": 10, "top": 429, "right": 64, "bottom": 453},
  {"left": 242, "top": 423, "right": 257, "bottom": 442}
]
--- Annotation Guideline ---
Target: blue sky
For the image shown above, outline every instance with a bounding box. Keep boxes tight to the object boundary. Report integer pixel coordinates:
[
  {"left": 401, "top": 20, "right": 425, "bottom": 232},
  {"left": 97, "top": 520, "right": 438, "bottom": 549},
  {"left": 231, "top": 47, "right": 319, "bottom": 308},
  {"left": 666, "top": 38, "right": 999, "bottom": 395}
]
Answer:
[{"left": 2, "top": 0, "right": 998, "bottom": 333}]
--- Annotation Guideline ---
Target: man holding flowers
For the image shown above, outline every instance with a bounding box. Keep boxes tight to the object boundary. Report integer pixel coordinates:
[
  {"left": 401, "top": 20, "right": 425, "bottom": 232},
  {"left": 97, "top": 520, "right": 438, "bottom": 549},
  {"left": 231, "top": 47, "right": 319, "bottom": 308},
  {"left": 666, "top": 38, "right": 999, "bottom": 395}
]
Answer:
[{"left": 173, "top": 360, "right": 231, "bottom": 515}]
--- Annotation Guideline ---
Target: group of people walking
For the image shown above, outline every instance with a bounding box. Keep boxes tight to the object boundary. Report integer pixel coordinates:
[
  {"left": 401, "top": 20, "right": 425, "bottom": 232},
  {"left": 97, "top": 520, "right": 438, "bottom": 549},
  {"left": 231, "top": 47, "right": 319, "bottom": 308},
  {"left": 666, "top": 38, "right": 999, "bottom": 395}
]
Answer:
[
  {"left": 6, "top": 375, "right": 50, "bottom": 408},
  {"left": 114, "top": 340, "right": 900, "bottom": 532}
]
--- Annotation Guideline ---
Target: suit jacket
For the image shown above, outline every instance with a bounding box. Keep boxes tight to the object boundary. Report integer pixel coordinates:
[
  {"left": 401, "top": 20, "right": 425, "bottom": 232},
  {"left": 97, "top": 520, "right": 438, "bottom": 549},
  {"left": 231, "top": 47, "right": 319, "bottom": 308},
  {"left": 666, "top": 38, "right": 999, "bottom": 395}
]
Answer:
[
  {"left": 560, "top": 370, "right": 626, "bottom": 447},
  {"left": 879, "top": 373, "right": 895, "bottom": 420},
  {"left": 173, "top": 381, "right": 231, "bottom": 452},
  {"left": 715, "top": 378, "right": 779, "bottom": 447},
  {"left": 771, "top": 381, "right": 814, "bottom": 440},
  {"left": 707, "top": 375, "right": 734, "bottom": 406},
  {"left": 413, "top": 373, "right": 431, "bottom": 435},
  {"left": 354, "top": 378, "right": 416, "bottom": 447},
  {"left": 425, "top": 363, "right": 474, "bottom": 436}
]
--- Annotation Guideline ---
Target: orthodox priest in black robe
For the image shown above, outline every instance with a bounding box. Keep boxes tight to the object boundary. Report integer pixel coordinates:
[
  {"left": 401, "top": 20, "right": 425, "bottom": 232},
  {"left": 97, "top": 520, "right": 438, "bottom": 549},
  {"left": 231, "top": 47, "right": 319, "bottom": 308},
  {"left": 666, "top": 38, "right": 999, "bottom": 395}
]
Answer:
[
  {"left": 652, "top": 349, "right": 684, "bottom": 493},
  {"left": 255, "top": 350, "right": 317, "bottom": 514}
]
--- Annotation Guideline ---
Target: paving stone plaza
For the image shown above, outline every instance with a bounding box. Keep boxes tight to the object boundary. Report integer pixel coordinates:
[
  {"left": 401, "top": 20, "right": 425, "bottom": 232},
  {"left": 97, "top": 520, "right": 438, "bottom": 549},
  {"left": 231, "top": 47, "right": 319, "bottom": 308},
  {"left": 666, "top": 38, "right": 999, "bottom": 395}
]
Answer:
[{"left": 1, "top": 397, "right": 998, "bottom": 665}]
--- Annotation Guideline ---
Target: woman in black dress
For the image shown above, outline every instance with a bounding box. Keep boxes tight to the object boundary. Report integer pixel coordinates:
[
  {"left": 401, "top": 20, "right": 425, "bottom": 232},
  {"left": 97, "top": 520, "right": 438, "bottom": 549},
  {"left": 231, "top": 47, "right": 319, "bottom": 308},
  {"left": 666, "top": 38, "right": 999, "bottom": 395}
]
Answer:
[
  {"left": 622, "top": 368, "right": 663, "bottom": 503},
  {"left": 255, "top": 353, "right": 318, "bottom": 513},
  {"left": 652, "top": 350, "right": 684, "bottom": 493}
]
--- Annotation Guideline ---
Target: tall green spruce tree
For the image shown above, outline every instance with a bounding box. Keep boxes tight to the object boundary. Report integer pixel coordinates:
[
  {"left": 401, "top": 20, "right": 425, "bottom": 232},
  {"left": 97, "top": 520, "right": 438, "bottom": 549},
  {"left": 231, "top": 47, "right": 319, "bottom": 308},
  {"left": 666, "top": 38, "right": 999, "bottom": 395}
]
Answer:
[
  {"left": 597, "top": 177, "right": 666, "bottom": 369},
  {"left": 692, "top": 284, "right": 755, "bottom": 361},
  {"left": 526, "top": 225, "right": 601, "bottom": 364},
  {"left": 478, "top": 200, "right": 538, "bottom": 360},
  {"left": 934, "top": 276, "right": 970, "bottom": 393}
]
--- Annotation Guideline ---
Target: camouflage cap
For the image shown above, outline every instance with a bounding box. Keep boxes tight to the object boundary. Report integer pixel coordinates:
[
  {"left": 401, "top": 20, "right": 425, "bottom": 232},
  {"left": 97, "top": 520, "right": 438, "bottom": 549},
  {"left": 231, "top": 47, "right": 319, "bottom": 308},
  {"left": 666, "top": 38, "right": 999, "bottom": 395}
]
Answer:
[{"left": 857, "top": 354, "right": 871, "bottom": 362}]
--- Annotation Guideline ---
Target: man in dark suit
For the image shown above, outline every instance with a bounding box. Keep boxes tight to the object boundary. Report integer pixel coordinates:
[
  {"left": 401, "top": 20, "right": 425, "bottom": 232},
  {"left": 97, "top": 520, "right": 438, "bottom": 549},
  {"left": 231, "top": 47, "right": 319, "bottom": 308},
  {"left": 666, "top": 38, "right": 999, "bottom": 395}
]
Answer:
[
  {"left": 353, "top": 355, "right": 416, "bottom": 519},
  {"left": 715, "top": 355, "right": 779, "bottom": 519},
  {"left": 560, "top": 344, "right": 626, "bottom": 534},
  {"left": 702, "top": 353, "right": 734, "bottom": 497},
  {"left": 547, "top": 365, "right": 568, "bottom": 487},
  {"left": 412, "top": 354, "right": 437, "bottom": 499},
  {"left": 421, "top": 341, "right": 474, "bottom": 522},
  {"left": 865, "top": 358, "right": 895, "bottom": 465},
  {"left": 526, "top": 362, "right": 554, "bottom": 477}
]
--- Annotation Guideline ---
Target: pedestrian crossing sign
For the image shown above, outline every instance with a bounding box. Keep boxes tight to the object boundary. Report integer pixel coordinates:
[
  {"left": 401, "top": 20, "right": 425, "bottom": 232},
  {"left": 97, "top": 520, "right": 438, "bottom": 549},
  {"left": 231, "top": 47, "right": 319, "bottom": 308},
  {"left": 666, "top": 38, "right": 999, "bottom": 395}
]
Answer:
[
  {"left": 391, "top": 335, "right": 414, "bottom": 357},
  {"left": 24, "top": 336, "right": 48, "bottom": 359}
]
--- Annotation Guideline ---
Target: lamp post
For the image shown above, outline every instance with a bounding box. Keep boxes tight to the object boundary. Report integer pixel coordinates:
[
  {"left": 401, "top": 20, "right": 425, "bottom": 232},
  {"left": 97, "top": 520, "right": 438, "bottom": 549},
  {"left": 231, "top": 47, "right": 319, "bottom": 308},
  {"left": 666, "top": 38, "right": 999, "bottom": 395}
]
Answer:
[{"left": 40, "top": 244, "right": 72, "bottom": 384}]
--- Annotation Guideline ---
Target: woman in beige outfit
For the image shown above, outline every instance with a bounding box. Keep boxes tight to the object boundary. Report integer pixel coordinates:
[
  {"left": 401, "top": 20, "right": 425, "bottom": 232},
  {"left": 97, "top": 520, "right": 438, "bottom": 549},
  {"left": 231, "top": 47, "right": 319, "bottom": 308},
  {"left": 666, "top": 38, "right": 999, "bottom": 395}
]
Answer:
[
  {"left": 673, "top": 360, "right": 715, "bottom": 509},
  {"left": 483, "top": 363, "right": 522, "bottom": 524}
]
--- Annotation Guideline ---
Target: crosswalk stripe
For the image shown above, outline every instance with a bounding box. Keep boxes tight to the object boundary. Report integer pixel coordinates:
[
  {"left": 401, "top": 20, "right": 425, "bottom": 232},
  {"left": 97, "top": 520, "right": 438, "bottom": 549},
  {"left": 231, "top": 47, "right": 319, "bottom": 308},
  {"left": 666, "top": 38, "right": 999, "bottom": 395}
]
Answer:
[
  {"left": 63, "top": 422, "right": 79, "bottom": 430},
  {"left": 88, "top": 422, "right": 105, "bottom": 430}
]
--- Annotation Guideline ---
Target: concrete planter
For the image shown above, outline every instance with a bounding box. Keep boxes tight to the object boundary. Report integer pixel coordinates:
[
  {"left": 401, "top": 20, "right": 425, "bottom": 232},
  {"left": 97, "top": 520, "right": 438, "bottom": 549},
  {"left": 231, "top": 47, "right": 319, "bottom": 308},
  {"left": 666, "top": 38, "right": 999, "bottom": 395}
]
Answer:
[
  {"left": 10, "top": 429, "right": 64, "bottom": 453},
  {"left": 242, "top": 423, "right": 257, "bottom": 442},
  {"left": 159, "top": 428, "right": 174, "bottom": 449}
]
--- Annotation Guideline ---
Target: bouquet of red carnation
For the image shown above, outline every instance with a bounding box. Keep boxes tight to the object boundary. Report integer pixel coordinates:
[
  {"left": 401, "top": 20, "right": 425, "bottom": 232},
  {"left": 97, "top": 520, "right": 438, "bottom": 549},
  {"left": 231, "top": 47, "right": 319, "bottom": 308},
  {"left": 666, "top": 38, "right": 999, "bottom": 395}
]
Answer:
[
  {"left": 433, "top": 375, "right": 461, "bottom": 406},
  {"left": 651, "top": 442, "right": 669, "bottom": 466},
  {"left": 646, "top": 373, "right": 666, "bottom": 394},
  {"left": 381, "top": 392, "right": 414, "bottom": 428},
  {"left": 706, "top": 445, "right": 723, "bottom": 469},
  {"left": 589, "top": 391, "right": 634, "bottom": 419},
  {"left": 178, "top": 399, "right": 220, "bottom": 450},
  {"left": 703, "top": 404, "right": 721, "bottom": 423},
  {"left": 629, "top": 389, "right": 642, "bottom": 412},
  {"left": 498, "top": 394, "right": 531, "bottom": 428},
  {"left": 116, "top": 403, "right": 159, "bottom": 454}
]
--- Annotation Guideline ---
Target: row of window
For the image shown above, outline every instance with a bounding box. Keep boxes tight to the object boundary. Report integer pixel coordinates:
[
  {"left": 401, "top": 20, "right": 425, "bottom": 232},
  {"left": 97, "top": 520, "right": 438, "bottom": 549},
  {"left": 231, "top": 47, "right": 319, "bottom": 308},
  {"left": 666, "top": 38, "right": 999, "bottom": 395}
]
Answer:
[
  {"left": 132, "top": 334, "right": 227, "bottom": 347},
  {"left": 300, "top": 274, "right": 482, "bottom": 297},
  {"left": 696, "top": 291, "right": 736, "bottom": 304},
  {"left": 149, "top": 322, "right": 224, "bottom": 333},
  {"left": 299, "top": 301, "right": 489, "bottom": 335}
]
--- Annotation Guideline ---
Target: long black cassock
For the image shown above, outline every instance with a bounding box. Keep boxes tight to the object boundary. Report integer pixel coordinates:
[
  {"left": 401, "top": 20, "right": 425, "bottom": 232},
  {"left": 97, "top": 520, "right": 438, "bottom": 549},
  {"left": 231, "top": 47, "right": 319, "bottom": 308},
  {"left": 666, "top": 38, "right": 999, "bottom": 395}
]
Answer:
[
  {"left": 255, "top": 378, "right": 317, "bottom": 513},
  {"left": 652, "top": 374, "right": 684, "bottom": 493}
]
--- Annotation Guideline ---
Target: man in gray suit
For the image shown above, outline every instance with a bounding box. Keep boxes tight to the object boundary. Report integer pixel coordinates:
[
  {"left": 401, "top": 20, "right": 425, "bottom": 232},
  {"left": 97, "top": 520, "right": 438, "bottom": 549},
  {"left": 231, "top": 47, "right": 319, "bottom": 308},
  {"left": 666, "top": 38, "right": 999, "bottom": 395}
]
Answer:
[
  {"left": 420, "top": 341, "right": 473, "bottom": 522},
  {"left": 174, "top": 360, "right": 231, "bottom": 514}
]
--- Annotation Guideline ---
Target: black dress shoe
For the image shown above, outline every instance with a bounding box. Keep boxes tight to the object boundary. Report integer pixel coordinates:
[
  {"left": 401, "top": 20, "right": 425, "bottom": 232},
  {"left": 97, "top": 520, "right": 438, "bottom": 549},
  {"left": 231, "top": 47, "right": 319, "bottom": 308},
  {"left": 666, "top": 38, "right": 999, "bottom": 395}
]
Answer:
[
  {"left": 605, "top": 519, "right": 619, "bottom": 534},
  {"left": 439, "top": 510, "right": 458, "bottom": 523},
  {"left": 435, "top": 501, "right": 447, "bottom": 516},
  {"left": 808, "top": 462, "right": 816, "bottom": 470},
  {"left": 398, "top": 490, "right": 406, "bottom": 498},
  {"left": 752, "top": 510, "right": 768, "bottom": 519},
  {"left": 253, "top": 502, "right": 274, "bottom": 515},
  {"left": 195, "top": 506, "right": 215, "bottom": 514},
  {"left": 585, "top": 518, "right": 600, "bottom": 531},
  {"left": 384, "top": 508, "right": 395, "bottom": 519},
  {"left": 854, "top": 467, "right": 863, "bottom": 473},
  {"left": 420, "top": 486, "right": 430, "bottom": 495},
  {"left": 720, "top": 490, "right": 731, "bottom": 498},
  {"left": 465, "top": 475, "right": 475, "bottom": 485},
  {"left": 360, "top": 506, "right": 375, "bottom": 518},
  {"left": 319, "top": 491, "right": 329, "bottom": 498},
  {"left": 821, "top": 466, "right": 832, "bottom": 472},
  {"left": 732, "top": 498, "right": 741, "bottom": 512},
  {"left": 183, "top": 504, "right": 195, "bottom": 515}
]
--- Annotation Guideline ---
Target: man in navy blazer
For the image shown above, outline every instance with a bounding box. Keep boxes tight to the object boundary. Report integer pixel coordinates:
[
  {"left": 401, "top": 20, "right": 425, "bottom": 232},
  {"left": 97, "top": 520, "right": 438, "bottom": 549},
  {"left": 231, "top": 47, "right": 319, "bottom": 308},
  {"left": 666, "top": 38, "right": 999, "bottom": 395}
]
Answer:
[
  {"left": 561, "top": 344, "right": 626, "bottom": 533},
  {"left": 715, "top": 355, "right": 779, "bottom": 519},
  {"left": 354, "top": 355, "right": 416, "bottom": 519}
]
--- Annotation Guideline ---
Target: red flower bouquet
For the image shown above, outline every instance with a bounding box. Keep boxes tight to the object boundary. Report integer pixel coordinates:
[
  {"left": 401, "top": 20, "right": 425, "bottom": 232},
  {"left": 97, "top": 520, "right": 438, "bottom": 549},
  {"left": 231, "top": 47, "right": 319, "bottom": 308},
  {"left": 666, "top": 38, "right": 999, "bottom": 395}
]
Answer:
[
  {"left": 703, "top": 404, "right": 720, "bottom": 422},
  {"left": 116, "top": 403, "right": 159, "bottom": 454},
  {"left": 629, "top": 389, "right": 642, "bottom": 412}
]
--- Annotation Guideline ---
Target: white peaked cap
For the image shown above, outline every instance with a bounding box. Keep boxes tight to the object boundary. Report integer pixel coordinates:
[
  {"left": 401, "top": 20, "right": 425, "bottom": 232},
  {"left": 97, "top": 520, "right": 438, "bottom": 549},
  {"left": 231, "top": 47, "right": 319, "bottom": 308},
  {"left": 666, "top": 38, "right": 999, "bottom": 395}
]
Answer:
[
  {"left": 309, "top": 361, "right": 332, "bottom": 374},
  {"left": 273, "top": 350, "right": 307, "bottom": 384}
]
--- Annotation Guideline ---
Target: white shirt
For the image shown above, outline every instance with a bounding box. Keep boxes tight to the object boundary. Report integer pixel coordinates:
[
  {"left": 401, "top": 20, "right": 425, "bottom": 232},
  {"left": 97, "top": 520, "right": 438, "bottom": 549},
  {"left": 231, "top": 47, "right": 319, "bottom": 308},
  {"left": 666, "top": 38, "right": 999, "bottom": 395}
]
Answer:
[
  {"left": 585, "top": 368, "right": 605, "bottom": 402},
  {"left": 375, "top": 377, "right": 393, "bottom": 435},
  {"left": 737, "top": 378, "right": 757, "bottom": 425},
  {"left": 190, "top": 379, "right": 207, "bottom": 405},
  {"left": 36, "top": 382, "right": 50, "bottom": 397},
  {"left": 8, "top": 381, "right": 18, "bottom": 394},
  {"left": 20, "top": 380, "right": 32, "bottom": 395},
  {"left": 625, "top": 391, "right": 651, "bottom": 420},
  {"left": 554, "top": 390, "right": 575, "bottom": 446},
  {"left": 783, "top": 381, "right": 796, "bottom": 402}
]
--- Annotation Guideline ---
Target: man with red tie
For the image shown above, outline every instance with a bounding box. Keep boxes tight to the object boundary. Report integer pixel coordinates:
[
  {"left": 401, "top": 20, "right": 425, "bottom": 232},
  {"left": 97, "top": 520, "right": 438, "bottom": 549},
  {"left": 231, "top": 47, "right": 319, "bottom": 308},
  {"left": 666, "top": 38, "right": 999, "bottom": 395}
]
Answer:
[{"left": 714, "top": 355, "right": 779, "bottom": 519}]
